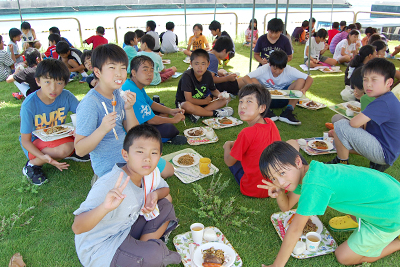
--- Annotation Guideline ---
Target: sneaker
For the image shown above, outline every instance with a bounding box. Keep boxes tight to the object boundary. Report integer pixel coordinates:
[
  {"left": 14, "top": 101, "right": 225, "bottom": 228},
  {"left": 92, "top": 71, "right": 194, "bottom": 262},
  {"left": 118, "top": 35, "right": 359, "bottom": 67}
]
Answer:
[
  {"left": 79, "top": 77, "right": 87, "bottom": 83},
  {"left": 326, "top": 156, "right": 349, "bottom": 165},
  {"left": 265, "top": 109, "right": 278, "bottom": 121},
  {"left": 65, "top": 152, "right": 91, "bottom": 162},
  {"left": 69, "top": 73, "right": 78, "bottom": 79},
  {"left": 215, "top": 107, "right": 234, "bottom": 117},
  {"left": 279, "top": 109, "right": 301, "bottom": 125},
  {"left": 12, "top": 92, "right": 23, "bottom": 100},
  {"left": 188, "top": 114, "right": 201, "bottom": 123},
  {"left": 22, "top": 161, "right": 47, "bottom": 185},
  {"left": 369, "top": 161, "right": 390, "bottom": 172},
  {"left": 167, "top": 135, "right": 187, "bottom": 145}
]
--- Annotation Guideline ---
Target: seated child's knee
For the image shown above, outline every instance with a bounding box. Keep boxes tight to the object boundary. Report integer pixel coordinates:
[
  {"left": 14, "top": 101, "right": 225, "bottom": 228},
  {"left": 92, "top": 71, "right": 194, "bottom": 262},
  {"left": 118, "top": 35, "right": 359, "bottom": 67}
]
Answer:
[
  {"left": 57, "top": 142, "right": 75, "bottom": 158},
  {"left": 165, "top": 194, "right": 172, "bottom": 203}
]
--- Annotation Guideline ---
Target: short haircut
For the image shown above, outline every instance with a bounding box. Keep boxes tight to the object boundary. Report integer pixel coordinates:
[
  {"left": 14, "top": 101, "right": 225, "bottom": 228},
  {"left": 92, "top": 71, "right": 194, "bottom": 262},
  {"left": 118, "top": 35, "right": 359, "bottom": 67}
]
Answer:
[
  {"left": 49, "top": 26, "right": 60, "bottom": 35},
  {"left": 123, "top": 124, "right": 162, "bottom": 153},
  {"left": 48, "top": 33, "right": 61, "bottom": 44},
  {"left": 301, "top": 20, "right": 309, "bottom": 28},
  {"left": 35, "top": 58, "right": 69, "bottom": 84},
  {"left": 92, "top": 43, "right": 128, "bottom": 71},
  {"left": 0, "top": 35, "right": 2, "bottom": 43},
  {"left": 365, "top": 27, "right": 376, "bottom": 35},
  {"left": 21, "top": 21, "right": 31, "bottom": 30},
  {"left": 268, "top": 50, "right": 288, "bottom": 69},
  {"left": 9, "top": 28, "right": 22, "bottom": 40},
  {"left": 124, "top": 31, "right": 137, "bottom": 45},
  {"left": 141, "top": 34, "right": 155, "bottom": 50},
  {"left": 25, "top": 48, "right": 40, "bottom": 67},
  {"left": 371, "top": 40, "right": 386, "bottom": 52},
  {"left": 267, "top": 18, "right": 284, "bottom": 32},
  {"left": 55, "top": 41, "right": 70, "bottom": 54},
  {"left": 259, "top": 141, "right": 308, "bottom": 181},
  {"left": 212, "top": 36, "right": 233, "bottom": 53},
  {"left": 135, "top": 29, "right": 145, "bottom": 39},
  {"left": 340, "top": 20, "right": 347, "bottom": 27},
  {"left": 190, "top": 48, "right": 209, "bottom": 62},
  {"left": 350, "top": 67, "right": 363, "bottom": 90},
  {"left": 362, "top": 58, "right": 396, "bottom": 82},
  {"left": 346, "top": 24, "right": 356, "bottom": 30},
  {"left": 314, "top": 28, "right": 327, "bottom": 39},
  {"left": 81, "top": 49, "right": 92, "bottom": 64},
  {"left": 193, "top": 23, "right": 203, "bottom": 34},
  {"left": 348, "top": 29, "right": 359, "bottom": 39},
  {"left": 355, "top": 22, "right": 361, "bottom": 30},
  {"left": 146, "top": 20, "right": 156, "bottom": 31},
  {"left": 332, "top": 22, "right": 339, "bottom": 29},
  {"left": 130, "top": 55, "right": 154, "bottom": 73},
  {"left": 166, "top": 22, "right": 175, "bottom": 30},
  {"left": 311, "top": 17, "right": 316, "bottom": 23},
  {"left": 209, "top": 20, "right": 221, "bottom": 31},
  {"left": 238, "top": 83, "right": 271, "bottom": 117},
  {"left": 368, "top": 33, "right": 381, "bottom": 45},
  {"left": 96, "top": 26, "right": 105, "bottom": 35}
]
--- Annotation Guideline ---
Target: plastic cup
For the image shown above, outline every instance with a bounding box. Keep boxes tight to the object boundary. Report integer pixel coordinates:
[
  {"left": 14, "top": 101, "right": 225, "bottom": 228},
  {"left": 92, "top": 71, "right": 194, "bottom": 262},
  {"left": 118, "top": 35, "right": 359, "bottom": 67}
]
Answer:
[
  {"left": 199, "top": 158, "right": 211, "bottom": 174},
  {"left": 190, "top": 223, "right": 204, "bottom": 244},
  {"left": 70, "top": 114, "right": 77, "bottom": 127},
  {"left": 306, "top": 232, "right": 321, "bottom": 252}
]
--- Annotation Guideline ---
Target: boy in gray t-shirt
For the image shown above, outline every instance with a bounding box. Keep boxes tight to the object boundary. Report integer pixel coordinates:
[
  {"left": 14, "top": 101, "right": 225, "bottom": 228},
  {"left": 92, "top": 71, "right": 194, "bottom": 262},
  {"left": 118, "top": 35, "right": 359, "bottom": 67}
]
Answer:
[{"left": 72, "top": 125, "right": 180, "bottom": 267}]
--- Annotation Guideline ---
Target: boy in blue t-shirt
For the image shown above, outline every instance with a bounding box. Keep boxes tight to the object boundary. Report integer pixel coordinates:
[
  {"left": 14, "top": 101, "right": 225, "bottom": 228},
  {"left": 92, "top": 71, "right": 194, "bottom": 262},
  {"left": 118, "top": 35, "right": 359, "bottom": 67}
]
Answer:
[
  {"left": 20, "top": 58, "right": 88, "bottom": 185},
  {"left": 327, "top": 58, "right": 400, "bottom": 172},
  {"left": 258, "top": 141, "right": 400, "bottom": 267}
]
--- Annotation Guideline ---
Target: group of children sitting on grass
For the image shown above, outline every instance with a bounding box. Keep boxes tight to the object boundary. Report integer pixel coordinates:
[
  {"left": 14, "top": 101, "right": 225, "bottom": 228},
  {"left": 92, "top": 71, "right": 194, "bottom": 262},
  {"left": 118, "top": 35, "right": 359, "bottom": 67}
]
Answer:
[{"left": 3, "top": 16, "right": 400, "bottom": 267}]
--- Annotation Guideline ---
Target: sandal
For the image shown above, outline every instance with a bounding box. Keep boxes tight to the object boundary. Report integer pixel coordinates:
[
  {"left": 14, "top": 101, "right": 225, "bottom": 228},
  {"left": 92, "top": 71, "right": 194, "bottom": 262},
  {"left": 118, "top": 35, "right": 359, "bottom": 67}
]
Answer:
[{"left": 329, "top": 215, "right": 359, "bottom": 232}]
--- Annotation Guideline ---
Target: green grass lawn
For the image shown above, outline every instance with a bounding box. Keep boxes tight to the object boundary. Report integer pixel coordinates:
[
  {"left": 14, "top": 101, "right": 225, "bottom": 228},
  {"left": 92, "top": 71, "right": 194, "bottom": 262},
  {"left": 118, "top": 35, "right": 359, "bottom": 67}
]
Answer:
[{"left": 1, "top": 41, "right": 400, "bottom": 267}]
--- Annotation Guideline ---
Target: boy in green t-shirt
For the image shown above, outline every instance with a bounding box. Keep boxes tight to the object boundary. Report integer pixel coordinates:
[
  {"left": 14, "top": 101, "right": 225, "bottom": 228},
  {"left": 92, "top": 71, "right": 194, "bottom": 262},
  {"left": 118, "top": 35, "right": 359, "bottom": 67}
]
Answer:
[{"left": 257, "top": 141, "right": 400, "bottom": 266}]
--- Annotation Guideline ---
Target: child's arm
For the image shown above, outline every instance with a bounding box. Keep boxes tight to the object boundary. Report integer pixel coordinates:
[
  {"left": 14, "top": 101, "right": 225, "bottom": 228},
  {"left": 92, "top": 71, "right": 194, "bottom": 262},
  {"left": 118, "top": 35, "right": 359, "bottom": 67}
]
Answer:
[
  {"left": 223, "top": 141, "right": 237, "bottom": 166},
  {"left": 320, "top": 42, "right": 329, "bottom": 55},
  {"left": 298, "top": 76, "right": 313, "bottom": 94},
  {"left": 148, "top": 102, "right": 185, "bottom": 124},
  {"left": 72, "top": 173, "right": 130, "bottom": 234},
  {"left": 122, "top": 91, "right": 139, "bottom": 131},
  {"left": 141, "top": 187, "right": 170, "bottom": 214},
  {"left": 67, "top": 59, "right": 85, "bottom": 73},
  {"left": 7, "top": 44, "right": 16, "bottom": 62},
  {"left": 263, "top": 215, "right": 309, "bottom": 267},
  {"left": 254, "top": 53, "right": 268, "bottom": 65},
  {"left": 349, "top": 113, "right": 370, "bottom": 128},
  {"left": 183, "top": 91, "right": 212, "bottom": 106},
  {"left": 6, "top": 74, "right": 15, "bottom": 83},
  {"left": 257, "top": 180, "right": 300, "bottom": 212},
  {"left": 211, "top": 72, "right": 237, "bottom": 84},
  {"left": 31, "top": 28, "right": 37, "bottom": 40}
]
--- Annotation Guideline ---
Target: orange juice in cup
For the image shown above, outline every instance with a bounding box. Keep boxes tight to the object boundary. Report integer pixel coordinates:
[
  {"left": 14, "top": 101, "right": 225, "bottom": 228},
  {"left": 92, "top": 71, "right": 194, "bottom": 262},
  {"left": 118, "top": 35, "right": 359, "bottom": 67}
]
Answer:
[{"left": 199, "top": 158, "right": 211, "bottom": 174}]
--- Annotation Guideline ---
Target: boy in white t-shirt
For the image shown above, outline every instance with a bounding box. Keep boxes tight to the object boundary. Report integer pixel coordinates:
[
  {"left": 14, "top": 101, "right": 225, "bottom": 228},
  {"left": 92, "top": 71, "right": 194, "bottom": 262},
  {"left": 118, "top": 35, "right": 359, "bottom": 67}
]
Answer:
[
  {"left": 242, "top": 50, "right": 313, "bottom": 125},
  {"left": 160, "top": 22, "right": 179, "bottom": 54},
  {"left": 304, "top": 29, "right": 337, "bottom": 68}
]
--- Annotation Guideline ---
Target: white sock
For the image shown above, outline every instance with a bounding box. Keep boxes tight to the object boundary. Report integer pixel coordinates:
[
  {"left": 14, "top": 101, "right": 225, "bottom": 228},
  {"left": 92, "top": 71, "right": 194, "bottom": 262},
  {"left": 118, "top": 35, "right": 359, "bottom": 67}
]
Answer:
[{"left": 81, "top": 72, "right": 88, "bottom": 77}]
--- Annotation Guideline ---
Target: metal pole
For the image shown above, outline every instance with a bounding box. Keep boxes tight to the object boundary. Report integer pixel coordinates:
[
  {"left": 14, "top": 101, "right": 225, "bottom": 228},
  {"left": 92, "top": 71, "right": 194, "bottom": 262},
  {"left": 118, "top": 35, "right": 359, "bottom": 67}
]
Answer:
[
  {"left": 330, "top": 0, "right": 333, "bottom": 29},
  {"left": 17, "top": 0, "right": 23, "bottom": 22},
  {"left": 307, "top": 0, "right": 314, "bottom": 76},
  {"left": 249, "top": 0, "right": 256, "bottom": 73},
  {"left": 275, "top": 0, "right": 278, "bottom": 18},
  {"left": 184, "top": 0, "right": 187, "bottom": 45},
  {"left": 214, "top": 0, "right": 217, "bottom": 21},
  {"left": 284, "top": 0, "right": 289, "bottom": 34}
]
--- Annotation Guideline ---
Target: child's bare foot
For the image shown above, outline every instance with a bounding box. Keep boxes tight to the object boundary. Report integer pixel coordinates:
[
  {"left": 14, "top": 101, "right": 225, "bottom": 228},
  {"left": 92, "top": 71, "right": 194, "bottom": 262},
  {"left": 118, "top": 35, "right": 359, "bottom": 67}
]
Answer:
[{"left": 9, "top": 253, "right": 26, "bottom": 267}]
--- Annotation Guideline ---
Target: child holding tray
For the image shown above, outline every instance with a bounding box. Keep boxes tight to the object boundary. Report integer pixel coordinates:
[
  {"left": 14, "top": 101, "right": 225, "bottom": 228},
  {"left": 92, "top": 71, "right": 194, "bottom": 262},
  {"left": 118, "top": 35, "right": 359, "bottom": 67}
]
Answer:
[{"left": 258, "top": 141, "right": 400, "bottom": 266}]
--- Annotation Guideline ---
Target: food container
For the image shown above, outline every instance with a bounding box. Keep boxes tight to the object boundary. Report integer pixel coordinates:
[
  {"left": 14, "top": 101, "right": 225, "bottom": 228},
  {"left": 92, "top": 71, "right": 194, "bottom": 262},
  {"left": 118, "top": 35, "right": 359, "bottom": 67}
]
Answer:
[{"left": 293, "top": 241, "right": 306, "bottom": 255}]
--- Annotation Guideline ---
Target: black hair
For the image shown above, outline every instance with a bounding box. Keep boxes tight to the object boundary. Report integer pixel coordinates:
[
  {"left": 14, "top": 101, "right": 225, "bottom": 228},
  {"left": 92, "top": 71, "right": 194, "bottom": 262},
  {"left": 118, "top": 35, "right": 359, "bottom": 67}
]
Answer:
[
  {"left": 340, "top": 21, "right": 346, "bottom": 27},
  {"left": 166, "top": 22, "right": 175, "bottom": 30},
  {"left": 267, "top": 18, "right": 284, "bottom": 32},
  {"left": 130, "top": 55, "right": 154, "bottom": 73},
  {"left": 124, "top": 31, "right": 137, "bottom": 46},
  {"left": 25, "top": 48, "right": 40, "bottom": 67},
  {"left": 301, "top": 20, "right": 309, "bottom": 28},
  {"left": 248, "top": 19, "right": 257, "bottom": 30},
  {"left": 49, "top": 27, "right": 60, "bottom": 35},
  {"left": 123, "top": 124, "right": 162, "bottom": 153},
  {"left": 368, "top": 34, "right": 382, "bottom": 45},
  {"left": 349, "top": 45, "right": 375, "bottom": 68},
  {"left": 96, "top": 26, "right": 105, "bottom": 35},
  {"left": 48, "top": 33, "right": 61, "bottom": 44},
  {"left": 146, "top": 20, "right": 156, "bottom": 31},
  {"left": 259, "top": 141, "right": 308, "bottom": 181},
  {"left": 135, "top": 29, "right": 145, "bottom": 39},
  {"left": 55, "top": 41, "right": 70, "bottom": 55},
  {"left": 350, "top": 67, "right": 363, "bottom": 90},
  {"left": 371, "top": 40, "right": 386, "bottom": 53},
  {"left": 362, "top": 58, "right": 396, "bottom": 82},
  {"left": 92, "top": 43, "right": 128, "bottom": 71},
  {"left": 212, "top": 36, "right": 233, "bottom": 53},
  {"left": 347, "top": 29, "right": 359, "bottom": 41},
  {"left": 365, "top": 27, "right": 376, "bottom": 35},
  {"left": 313, "top": 28, "right": 327, "bottom": 39},
  {"left": 346, "top": 24, "right": 356, "bottom": 31},
  {"left": 311, "top": 17, "right": 316, "bottom": 23},
  {"left": 193, "top": 24, "right": 203, "bottom": 35},
  {"left": 9, "top": 28, "right": 22, "bottom": 40},
  {"left": 209, "top": 20, "right": 221, "bottom": 31},
  {"left": 355, "top": 22, "right": 361, "bottom": 30},
  {"left": 0, "top": 35, "right": 2, "bottom": 43},
  {"left": 332, "top": 22, "right": 339, "bottom": 29},
  {"left": 81, "top": 49, "right": 92, "bottom": 64},
  {"left": 190, "top": 48, "right": 209, "bottom": 62},
  {"left": 21, "top": 21, "right": 31, "bottom": 30},
  {"left": 269, "top": 50, "right": 288, "bottom": 69},
  {"left": 141, "top": 34, "right": 155, "bottom": 50},
  {"left": 35, "top": 58, "right": 69, "bottom": 84},
  {"left": 238, "top": 84, "right": 271, "bottom": 117}
]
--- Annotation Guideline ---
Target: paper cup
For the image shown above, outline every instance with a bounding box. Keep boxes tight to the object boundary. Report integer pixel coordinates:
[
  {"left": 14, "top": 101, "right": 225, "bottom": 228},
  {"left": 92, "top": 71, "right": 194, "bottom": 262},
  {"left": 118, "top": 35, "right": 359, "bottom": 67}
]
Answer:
[
  {"left": 306, "top": 232, "right": 321, "bottom": 252},
  {"left": 70, "top": 114, "right": 77, "bottom": 127},
  {"left": 190, "top": 223, "right": 204, "bottom": 244}
]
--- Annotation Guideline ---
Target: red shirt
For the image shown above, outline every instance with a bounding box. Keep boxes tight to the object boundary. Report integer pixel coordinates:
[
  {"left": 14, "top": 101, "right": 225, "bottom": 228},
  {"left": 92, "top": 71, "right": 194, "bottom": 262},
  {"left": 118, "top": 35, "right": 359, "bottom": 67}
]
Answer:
[
  {"left": 44, "top": 45, "right": 58, "bottom": 59},
  {"left": 85, "top": 35, "right": 108, "bottom": 49},
  {"left": 327, "top": 29, "right": 340, "bottom": 45},
  {"left": 230, "top": 118, "right": 281, "bottom": 198}
]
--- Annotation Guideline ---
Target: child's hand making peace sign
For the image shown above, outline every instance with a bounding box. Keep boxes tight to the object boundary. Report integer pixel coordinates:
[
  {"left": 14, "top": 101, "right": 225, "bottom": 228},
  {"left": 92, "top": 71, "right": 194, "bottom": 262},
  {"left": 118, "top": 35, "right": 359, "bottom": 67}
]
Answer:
[{"left": 103, "top": 172, "right": 130, "bottom": 212}]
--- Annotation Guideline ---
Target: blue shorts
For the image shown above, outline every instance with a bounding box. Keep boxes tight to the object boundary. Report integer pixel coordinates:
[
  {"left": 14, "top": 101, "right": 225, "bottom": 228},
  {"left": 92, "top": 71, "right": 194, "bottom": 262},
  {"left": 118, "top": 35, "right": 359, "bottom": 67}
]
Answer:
[{"left": 228, "top": 161, "right": 244, "bottom": 185}]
